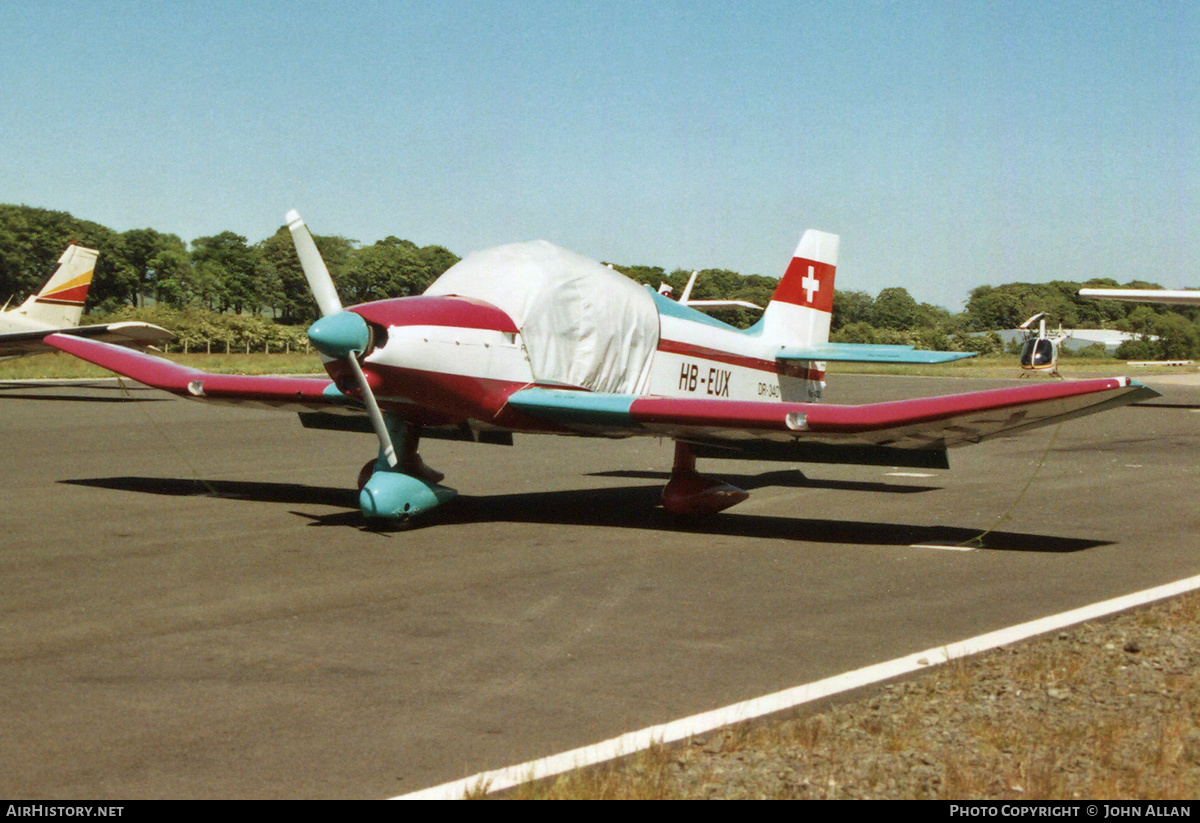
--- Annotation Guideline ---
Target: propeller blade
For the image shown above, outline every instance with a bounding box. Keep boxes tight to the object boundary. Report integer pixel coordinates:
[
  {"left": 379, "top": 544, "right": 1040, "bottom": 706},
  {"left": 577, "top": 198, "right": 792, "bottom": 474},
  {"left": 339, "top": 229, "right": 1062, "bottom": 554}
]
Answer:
[
  {"left": 286, "top": 209, "right": 342, "bottom": 317},
  {"left": 345, "top": 355, "right": 399, "bottom": 468},
  {"left": 287, "top": 210, "right": 397, "bottom": 468}
]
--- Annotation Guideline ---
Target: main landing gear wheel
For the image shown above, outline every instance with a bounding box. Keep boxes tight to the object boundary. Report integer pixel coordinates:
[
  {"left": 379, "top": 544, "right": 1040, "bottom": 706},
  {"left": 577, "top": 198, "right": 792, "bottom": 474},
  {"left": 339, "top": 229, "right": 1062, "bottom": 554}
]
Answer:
[{"left": 661, "top": 441, "right": 748, "bottom": 515}]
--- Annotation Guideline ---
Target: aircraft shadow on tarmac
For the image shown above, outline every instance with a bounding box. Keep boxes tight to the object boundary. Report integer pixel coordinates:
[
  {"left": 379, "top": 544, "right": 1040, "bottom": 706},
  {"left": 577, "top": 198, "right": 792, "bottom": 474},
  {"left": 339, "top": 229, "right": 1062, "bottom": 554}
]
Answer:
[
  {"left": 1129, "top": 401, "right": 1200, "bottom": 411},
  {"left": 62, "top": 475, "right": 1109, "bottom": 553},
  {"left": 591, "top": 468, "right": 941, "bottom": 495},
  {"left": 0, "top": 381, "right": 168, "bottom": 403},
  {"left": 63, "top": 476, "right": 358, "bottom": 508}
]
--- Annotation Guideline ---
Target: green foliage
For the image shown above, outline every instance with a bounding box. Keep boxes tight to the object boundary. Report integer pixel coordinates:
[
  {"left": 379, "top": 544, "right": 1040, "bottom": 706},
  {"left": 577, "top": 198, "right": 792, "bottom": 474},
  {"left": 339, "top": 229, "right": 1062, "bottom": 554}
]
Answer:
[
  {"left": 831, "top": 321, "right": 878, "bottom": 344},
  {"left": 872, "top": 287, "right": 921, "bottom": 330},
  {"left": 6, "top": 202, "right": 1199, "bottom": 361},
  {"left": 1117, "top": 305, "right": 1160, "bottom": 336},
  {"left": 608, "top": 263, "right": 669, "bottom": 290},
  {"left": 256, "top": 226, "right": 316, "bottom": 322},
  {"left": 952, "top": 331, "right": 1005, "bottom": 355},
  {"left": 1109, "top": 311, "right": 1200, "bottom": 360},
  {"left": 0, "top": 204, "right": 129, "bottom": 307},
  {"left": 1115, "top": 338, "right": 1160, "bottom": 360},
  {"left": 1062, "top": 343, "right": 1109, "bottom": 359},
  {"left": 0, "top": 204, "right": 459, "bottom": 332},
  {"left": 85, "top": 304, "right": 310, "bottom": 353},
  {"left": 342, "top": 237, "right": 459, "bottom": 305},
  {"left": 962, "top": 279, "right": 1196, "bottom": 333},
  {"left": 831, "top": 290, "right": 873, "bottom": 331},
  {"left": 1149, "top": 313, "right": 1199, "bottom": 360}
]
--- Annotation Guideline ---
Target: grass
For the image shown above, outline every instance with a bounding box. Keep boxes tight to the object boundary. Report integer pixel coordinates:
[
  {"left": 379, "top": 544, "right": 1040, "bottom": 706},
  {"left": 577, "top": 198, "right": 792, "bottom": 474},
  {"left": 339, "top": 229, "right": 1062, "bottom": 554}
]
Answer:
[
  {"left": 501, "top": 744, "right": 684, "bottom": 800},
  {"left": 0, "top": 351, "right": 323, "bottom": 380}
]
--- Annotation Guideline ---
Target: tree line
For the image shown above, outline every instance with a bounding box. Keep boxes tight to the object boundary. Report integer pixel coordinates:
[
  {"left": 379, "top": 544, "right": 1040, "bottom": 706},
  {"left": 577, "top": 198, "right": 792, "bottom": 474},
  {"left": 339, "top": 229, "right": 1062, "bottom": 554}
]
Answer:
[
  {"left": 0, "top": 204, "right": 458, "bottom": 323},
  {"left": 2, "top": 203, "right": 1198, "bottom": 358}
]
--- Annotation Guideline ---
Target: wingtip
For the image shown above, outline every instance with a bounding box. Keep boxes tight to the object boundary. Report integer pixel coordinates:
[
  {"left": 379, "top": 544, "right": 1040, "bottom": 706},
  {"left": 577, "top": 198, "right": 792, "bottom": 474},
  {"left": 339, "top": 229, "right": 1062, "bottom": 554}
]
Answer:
[{"left": 285, "top": 209, "right": 302, "bottom": 228}]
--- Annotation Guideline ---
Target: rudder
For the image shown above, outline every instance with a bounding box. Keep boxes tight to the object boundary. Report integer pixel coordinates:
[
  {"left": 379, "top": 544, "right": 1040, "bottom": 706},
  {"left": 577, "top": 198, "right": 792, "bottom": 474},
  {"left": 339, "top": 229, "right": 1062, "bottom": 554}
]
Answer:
[
  {"left": 16, "top": 244, "right": 99, "bottom": 328},
  {"left": 758, "top": 230, "right": 839, "bottom": 348}
]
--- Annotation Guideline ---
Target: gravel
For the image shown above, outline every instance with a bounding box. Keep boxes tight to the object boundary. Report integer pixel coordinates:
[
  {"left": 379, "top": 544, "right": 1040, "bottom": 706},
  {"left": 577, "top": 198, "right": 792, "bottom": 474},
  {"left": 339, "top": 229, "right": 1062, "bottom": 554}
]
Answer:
[
  {"left": 660, "top": 592, "right": 1200, "bottom": 799},
  {"left": 510, "top": 591, "right": 1200, "bottom": 799}
]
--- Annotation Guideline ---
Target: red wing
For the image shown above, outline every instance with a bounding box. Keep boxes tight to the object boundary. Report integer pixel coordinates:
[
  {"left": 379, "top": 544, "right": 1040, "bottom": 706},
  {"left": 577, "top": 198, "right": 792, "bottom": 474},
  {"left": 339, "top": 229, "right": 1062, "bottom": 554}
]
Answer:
[
  {"left": 45, "top": 334, "right": 348, "bottom": 412},
  {"left": 628, "top": 378, "right": 1157, "bottom": 448}
]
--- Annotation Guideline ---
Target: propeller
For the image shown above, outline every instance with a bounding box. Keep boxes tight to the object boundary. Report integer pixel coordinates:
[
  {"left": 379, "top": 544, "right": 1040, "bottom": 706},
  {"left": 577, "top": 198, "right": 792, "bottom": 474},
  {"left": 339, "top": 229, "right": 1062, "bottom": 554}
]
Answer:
[{"left": 287, "top": 209, "right": 398, "bottom": 468}]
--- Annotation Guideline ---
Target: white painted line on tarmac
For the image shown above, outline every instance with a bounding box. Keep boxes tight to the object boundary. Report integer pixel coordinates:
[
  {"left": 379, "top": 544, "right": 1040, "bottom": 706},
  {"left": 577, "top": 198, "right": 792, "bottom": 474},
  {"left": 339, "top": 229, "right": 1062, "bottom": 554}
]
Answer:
[
  {"left": 885, "top": 472, "right": 936, "bottom": 478},
  {"left": 910, "top": 543, "right": 976, "bottom": 552},
  {"left": 396, "top": 572, "right": 1200, "bottom": 800}
]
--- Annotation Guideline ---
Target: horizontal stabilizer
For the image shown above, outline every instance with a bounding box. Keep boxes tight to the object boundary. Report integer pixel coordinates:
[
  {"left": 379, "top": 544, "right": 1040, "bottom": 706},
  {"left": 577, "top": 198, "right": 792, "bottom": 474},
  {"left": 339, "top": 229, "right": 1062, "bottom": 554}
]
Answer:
[
  {"left": 777, "top": 343, "right": 976, "bottom": 364},
  {"left": 683, "top": 299, "right": 764, "bottom": 312},
  {"left": 0, "top": 321, "right": 173, "bottom": 358}
]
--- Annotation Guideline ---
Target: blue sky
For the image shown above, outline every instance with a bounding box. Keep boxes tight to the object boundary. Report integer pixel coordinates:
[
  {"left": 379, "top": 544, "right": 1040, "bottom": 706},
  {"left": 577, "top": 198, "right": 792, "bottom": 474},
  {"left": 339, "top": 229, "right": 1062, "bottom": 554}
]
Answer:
[{"left": 1, "top": 0, "right": 1196, "bottom": 309}]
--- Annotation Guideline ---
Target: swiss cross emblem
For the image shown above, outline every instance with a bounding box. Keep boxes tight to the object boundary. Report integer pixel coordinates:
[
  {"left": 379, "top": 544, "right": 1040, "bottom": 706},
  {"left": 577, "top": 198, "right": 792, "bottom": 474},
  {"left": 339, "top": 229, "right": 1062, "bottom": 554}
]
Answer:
[{"left": 801, "top": 266, "right": 819, "bottom": 303}]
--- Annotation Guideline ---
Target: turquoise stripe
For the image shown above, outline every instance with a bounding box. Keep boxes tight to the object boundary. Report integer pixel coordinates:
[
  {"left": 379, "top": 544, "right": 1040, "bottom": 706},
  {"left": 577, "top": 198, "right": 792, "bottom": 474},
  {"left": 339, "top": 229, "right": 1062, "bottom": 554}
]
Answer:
[
  {"left": 778, "top": 343, "right": 976, "bottom": 364},
  {"left": 506, "top": 388, "right": 637, "bottom": 427},
  {"left": 322, "top": 382, "right": 354, "bottom": 403}
]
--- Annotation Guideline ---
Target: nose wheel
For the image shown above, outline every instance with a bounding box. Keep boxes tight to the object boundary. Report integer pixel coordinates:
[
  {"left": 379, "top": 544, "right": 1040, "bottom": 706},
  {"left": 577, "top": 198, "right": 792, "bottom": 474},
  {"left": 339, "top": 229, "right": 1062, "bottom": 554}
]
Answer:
[{"left": 357, "top": 419, "right": 456, "bottom": 524}]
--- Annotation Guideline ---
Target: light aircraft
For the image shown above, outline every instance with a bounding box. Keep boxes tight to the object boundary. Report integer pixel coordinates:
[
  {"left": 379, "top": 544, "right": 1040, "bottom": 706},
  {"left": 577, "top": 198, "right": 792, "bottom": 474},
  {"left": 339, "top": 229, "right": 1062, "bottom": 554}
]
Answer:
[
  {"left": 1018, "top": 312, "right": 1067, "bottom": 376},
  {"left": 676, "top": 270, "right": 764, "bottom": 313},
  {"left": 46, "top": 211, "right": 1158, "bottom": 526},
  {"left": 1078, "top": 288, "right": 1200, "bottom": 306},
  {"left": 0, "top": 243, "right": 173, "bottom": 358}
]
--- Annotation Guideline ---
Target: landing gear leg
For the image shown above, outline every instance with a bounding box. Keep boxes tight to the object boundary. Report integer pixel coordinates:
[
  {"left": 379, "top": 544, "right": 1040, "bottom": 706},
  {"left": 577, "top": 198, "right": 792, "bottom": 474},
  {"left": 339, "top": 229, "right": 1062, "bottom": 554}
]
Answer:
[
  {"left": 661, "top": 441, "right": 748, "bottom": 515},
  {"left": 358, "top": 415, "right": 457, "bottom": 524}
]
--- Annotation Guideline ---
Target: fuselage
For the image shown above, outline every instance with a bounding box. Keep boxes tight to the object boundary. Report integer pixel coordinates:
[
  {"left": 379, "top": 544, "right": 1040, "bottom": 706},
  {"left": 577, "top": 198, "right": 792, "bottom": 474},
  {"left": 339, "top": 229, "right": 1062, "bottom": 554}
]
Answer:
[
  {"left": 330, "top": 292, "right": 824, "bottom": 435},
  {"left": 1019, "top": 337, "right": 1058, "bottom": 371},
  {"left": 645, "top": 292, "right": 824, "bottom": 403},
  {"left": 0, "top": 311, "right": 57, "bottom": 335}
]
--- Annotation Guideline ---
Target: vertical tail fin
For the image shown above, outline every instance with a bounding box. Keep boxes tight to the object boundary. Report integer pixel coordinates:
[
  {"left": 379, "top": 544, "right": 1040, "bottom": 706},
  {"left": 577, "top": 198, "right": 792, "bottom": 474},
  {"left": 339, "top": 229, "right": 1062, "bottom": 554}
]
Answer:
[
  {"left": 15, "top": 244, "right": 99, "bottom": 328},
  {"left": 758, "top": 230, "right": 839, "bottom": 347}
]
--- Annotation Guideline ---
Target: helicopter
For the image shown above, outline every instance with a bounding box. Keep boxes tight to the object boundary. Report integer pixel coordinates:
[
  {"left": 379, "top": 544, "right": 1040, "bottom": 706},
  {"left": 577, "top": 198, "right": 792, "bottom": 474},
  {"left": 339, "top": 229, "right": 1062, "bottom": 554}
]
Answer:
[{"left": 1018, "top": 312, "right": 1069, "bottom": 376}]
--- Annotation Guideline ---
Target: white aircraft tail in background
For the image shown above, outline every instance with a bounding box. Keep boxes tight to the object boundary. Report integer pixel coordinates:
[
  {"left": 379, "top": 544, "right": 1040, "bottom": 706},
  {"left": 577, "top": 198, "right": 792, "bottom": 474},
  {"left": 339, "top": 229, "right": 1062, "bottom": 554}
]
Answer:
[
  {"left": 0, "top": 244, "right": 173, "bottom": 358},
  {"left": 7, "top": 243, "right": 98, "bottom": 329}
]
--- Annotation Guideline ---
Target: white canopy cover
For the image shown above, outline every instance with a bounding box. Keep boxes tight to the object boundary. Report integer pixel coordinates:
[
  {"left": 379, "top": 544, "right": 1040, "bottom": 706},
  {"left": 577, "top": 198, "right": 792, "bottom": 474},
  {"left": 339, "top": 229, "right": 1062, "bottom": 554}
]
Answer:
[{"left": 424, "top": 241, "right": 659, "bottom": 394}]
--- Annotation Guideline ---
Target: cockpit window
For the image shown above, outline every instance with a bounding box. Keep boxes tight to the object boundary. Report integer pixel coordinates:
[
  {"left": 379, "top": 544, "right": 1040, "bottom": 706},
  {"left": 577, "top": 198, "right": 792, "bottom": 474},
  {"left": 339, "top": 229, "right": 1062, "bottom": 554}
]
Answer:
[{"left": 1020, "top": 339, "right": 1054, "bottom": 367}]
